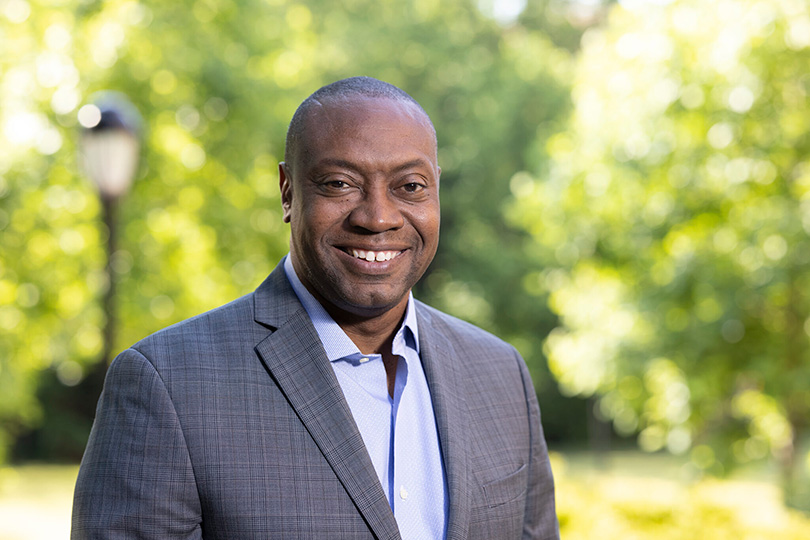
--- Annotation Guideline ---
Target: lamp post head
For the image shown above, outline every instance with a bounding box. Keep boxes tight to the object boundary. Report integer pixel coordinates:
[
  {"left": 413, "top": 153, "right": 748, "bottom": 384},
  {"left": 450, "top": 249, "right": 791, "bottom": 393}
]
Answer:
[{"left": 78, "top": 92, "right": 143, "bottom": 200}]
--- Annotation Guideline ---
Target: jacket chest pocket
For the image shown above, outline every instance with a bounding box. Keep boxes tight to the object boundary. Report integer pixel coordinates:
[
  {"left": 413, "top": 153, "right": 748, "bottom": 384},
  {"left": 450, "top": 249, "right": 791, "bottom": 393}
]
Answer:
[{"left": 482, "top": 462, "right": 528, "bottom": 508}]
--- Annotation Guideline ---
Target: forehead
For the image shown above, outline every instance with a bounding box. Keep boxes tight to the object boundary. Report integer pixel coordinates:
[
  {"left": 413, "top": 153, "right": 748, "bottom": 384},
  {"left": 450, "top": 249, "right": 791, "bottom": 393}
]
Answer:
[{"left": 298, "top": 96, "right": 436, "bottom": 159}]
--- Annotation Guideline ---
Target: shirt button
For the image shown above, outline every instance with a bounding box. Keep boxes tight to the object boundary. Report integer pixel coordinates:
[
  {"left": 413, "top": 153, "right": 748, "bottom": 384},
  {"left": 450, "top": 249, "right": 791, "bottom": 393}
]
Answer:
[
  {"left": 400, "top": 486, "right": 408, "bottom": 500},
  {"left": 359, "top": 357, "right": 369, "bottom": 364}
]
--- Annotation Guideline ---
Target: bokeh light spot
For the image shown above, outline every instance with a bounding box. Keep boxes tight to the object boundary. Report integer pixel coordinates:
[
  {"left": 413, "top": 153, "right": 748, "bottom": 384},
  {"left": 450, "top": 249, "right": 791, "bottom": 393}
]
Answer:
[
  {"left": 52, "top": 86, "right": 81, "bottom": 115},
  {"left": 721, "top": 319, "right": 745, "bottom": 343},
  {"left": 56, "top": 361, "right": 83, "bottom": 386},
  {"left": 150, "top": 295, "right": 175, "bottom": 320},
  {"left": 74, "top": 324, "right": 102, "bottom": 357},
  {"left": 762, "top": 234, "right": 787, "bottom": 261},
  {"left": 176, "top": 105, "right": 200, "bottom": 131},
  {"left": 204, "top": 97, "right": 229, "bottom": 121},
  {"left": 728, "top": 86, "right": 755, "bottom": 113},
  {"left": 285, "top": 4, "right": 312, "bottom": 30},
  {"left": 3, "top": 0, "right": 30, "bottom": 23},
  {"left": 151, "top": 70, "right": 178, "bottom": 95},
  {"left": 691, "top": 445, "right": 715, "bottom": 469},
  {"left": 180, "top": 143, "right": 206, "bottom": 170},
  {"left": 708, "top": 122, "right": 734, "bottom": 149},
  {"left": 77, "top": 104, "right": 101, "bottom": 128},
  {"left": 16, "top": 283, "right": 40, "bottom": 308}
]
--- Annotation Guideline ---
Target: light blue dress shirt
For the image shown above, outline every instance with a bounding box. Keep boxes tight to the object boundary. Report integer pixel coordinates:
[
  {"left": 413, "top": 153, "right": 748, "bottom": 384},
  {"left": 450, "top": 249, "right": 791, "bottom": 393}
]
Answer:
[{"left": 284, "top": 256, "right": 447, "bottom": 539}]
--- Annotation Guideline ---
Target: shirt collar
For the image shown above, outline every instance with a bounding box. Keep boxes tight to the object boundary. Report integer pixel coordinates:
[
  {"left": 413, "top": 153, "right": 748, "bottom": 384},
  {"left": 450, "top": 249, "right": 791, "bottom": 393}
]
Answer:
[{"left": 283, "top": 254, "right": 420, "bottom": 361}]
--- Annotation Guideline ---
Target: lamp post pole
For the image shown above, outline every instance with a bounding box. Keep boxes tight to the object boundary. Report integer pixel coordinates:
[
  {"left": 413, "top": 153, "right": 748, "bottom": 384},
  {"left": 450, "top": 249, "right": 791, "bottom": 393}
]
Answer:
[
  {"left": 99, "top": 192, "right": 118, "bottom": 368},
  {"left": 78, "top": 92, "right": 142, "bottom": 391}
]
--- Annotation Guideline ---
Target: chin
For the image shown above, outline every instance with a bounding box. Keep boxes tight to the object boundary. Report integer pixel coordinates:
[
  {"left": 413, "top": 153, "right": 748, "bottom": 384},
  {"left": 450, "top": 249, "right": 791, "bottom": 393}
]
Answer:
[{"left": 334, "top": 291, "right": 407, "bottom": 317}]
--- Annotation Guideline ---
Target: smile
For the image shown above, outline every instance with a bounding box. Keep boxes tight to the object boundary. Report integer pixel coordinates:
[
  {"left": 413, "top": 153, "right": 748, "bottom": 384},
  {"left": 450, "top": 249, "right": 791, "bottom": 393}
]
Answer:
[{"left": 348, "top": 249, "right": 402, "bottom": 262}]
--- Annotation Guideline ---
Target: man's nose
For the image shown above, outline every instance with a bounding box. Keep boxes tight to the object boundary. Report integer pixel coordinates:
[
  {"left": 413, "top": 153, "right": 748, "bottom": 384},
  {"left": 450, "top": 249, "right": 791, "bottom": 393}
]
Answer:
[{"left": 347, "top": 187, "right": 405, "bottom": 232}]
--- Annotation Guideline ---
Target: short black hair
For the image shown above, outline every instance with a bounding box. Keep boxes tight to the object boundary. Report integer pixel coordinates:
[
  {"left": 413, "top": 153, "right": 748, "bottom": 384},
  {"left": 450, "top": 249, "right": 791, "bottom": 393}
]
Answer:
[{"left": 284, "top": 76, "right": 434, "bottom": 167}]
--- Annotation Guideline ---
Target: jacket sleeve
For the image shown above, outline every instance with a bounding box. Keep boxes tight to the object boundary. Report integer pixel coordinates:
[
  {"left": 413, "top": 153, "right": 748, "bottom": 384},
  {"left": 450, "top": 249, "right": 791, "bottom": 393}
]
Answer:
[
  {"left": 71, "top": 348, "right": 203, "bottom": 539},
  {"left": 515, "top": 351, "right": 560, "bottom": 540}
]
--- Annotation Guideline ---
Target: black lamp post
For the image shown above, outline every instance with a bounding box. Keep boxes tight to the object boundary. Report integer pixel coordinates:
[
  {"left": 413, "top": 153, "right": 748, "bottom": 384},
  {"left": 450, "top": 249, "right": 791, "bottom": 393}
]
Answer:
[{"left": 78, "top": 92, "right": 142, "bottom": 382}]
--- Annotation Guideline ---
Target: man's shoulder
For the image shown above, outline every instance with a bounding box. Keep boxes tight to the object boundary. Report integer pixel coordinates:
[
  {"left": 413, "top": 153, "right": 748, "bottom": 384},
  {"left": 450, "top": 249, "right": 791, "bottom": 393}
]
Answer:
[{"left": 131, "top": 292, "right": 257, "bottom": 353}]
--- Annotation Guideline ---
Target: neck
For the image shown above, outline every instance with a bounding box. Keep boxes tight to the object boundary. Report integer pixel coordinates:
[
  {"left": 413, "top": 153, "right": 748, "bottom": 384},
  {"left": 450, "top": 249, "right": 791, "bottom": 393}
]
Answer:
[
  {"left": 323, "top": 297, "right": 409, "bottom": 355},
  {"left": 325, "top": 299, "right": 407, "bottom": 398}
]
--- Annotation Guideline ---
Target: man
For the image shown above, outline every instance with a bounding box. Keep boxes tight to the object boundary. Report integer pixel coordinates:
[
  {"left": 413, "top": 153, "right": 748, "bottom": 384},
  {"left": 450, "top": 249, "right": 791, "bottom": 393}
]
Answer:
[{"left": 72, "top": 77, "right": 559, "bottom": 539}]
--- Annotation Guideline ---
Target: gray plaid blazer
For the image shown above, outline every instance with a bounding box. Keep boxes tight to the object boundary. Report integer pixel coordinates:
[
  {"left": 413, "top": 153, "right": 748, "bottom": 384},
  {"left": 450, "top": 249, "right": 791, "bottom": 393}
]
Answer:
[{"left": 72, "top": 262, "right": 559, "bottom": 539}]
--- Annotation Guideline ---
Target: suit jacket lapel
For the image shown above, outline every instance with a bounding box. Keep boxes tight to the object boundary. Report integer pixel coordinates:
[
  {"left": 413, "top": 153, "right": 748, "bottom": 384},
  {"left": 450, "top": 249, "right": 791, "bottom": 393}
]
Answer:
[
  {"left": 253, "top": 264, "right": 401, "bottom": 540},
  {"left": 416, "top": 303, "right": 472, "bottom": 540}
]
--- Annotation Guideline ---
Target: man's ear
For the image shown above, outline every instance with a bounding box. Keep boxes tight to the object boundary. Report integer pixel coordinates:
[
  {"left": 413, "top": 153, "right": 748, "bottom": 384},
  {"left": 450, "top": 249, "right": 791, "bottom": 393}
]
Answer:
[{"left": 279, "top": 162, "right": 292, "bottom": 223}]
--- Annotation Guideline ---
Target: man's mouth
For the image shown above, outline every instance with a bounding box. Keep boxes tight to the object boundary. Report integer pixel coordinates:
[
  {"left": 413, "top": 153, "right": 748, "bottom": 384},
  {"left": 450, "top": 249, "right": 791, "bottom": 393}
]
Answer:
[{"left": 347, "top": 249, "right": 402, "bottom": 262}]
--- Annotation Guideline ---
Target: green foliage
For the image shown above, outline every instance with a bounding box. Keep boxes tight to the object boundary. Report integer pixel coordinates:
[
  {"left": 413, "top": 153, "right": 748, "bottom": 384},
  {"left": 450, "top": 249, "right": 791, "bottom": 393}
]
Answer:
[
  {"left": 0, "top": 0, "right": 576, "bottom": 460},
  {"left": 509, "top": 0, "right": 810, "bottom": 507}
]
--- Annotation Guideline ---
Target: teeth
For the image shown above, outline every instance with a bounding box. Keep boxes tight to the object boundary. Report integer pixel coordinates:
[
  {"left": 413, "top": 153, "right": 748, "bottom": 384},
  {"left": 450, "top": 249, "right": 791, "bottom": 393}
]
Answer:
[{"left": 350, "top": 249, "right": 399, "bottom": 262}]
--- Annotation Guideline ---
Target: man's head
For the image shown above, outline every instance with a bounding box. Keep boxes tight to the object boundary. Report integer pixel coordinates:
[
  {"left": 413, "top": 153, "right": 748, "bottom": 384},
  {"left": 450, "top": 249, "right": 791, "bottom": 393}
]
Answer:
[
  {"left": 279, "top": 77, "right": 440, "bottom": 321},
  {"left": 284, "top": 77, "right": 436, "bottom": 170}
]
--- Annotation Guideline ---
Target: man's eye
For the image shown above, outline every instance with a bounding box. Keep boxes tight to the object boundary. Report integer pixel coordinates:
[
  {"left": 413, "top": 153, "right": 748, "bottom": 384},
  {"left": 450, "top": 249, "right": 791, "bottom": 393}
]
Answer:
[
  {"left": 402, "top": 182, "right": 424, "bottom": 193},
  {"left": 325, "top": 180, "right": 349, "bottom": 189}
]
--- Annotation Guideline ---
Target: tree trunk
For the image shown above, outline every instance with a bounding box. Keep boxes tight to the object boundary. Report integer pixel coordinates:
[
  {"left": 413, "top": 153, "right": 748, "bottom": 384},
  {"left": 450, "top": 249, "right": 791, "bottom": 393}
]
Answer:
[
  {"left": 781, "top": 423, "right": 810, "bottom": 513},
  {"left": 587, "top": 396, "right": 611, "bottom": 469}
]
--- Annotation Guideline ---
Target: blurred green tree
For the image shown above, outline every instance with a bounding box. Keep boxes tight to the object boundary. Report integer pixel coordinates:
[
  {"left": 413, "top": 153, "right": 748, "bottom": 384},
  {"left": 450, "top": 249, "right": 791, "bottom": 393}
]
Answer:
[
  {"left": 510, "top": 0, "right": 810, "bottom": 508},
  {"left": 0, "top": 0, "right": 577, "bottom": 461}
]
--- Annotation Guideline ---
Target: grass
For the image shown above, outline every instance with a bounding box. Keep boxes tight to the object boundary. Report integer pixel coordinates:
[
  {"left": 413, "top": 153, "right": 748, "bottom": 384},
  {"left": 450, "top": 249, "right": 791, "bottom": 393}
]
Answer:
[
  {"left": 552, "top": 448, "right": 810, "bottom": 539},
  {"left": 2, "top": 451, "right": 810, "bottom": 539},
  {"left": 0, "top": 463, "right": 78, "bottom": 540}
]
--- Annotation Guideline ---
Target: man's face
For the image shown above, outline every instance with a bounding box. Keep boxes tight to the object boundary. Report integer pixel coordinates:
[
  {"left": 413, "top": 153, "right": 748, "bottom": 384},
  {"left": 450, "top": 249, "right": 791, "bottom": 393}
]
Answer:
[{"left": 280, "top": 97, "right": 440, "bottom": 320}]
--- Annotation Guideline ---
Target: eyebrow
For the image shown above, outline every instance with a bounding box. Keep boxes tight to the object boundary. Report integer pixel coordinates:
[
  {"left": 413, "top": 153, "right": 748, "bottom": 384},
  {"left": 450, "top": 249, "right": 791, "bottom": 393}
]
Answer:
[{"left": 314, "top": 157, "right": 434, "bottom": 174}]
